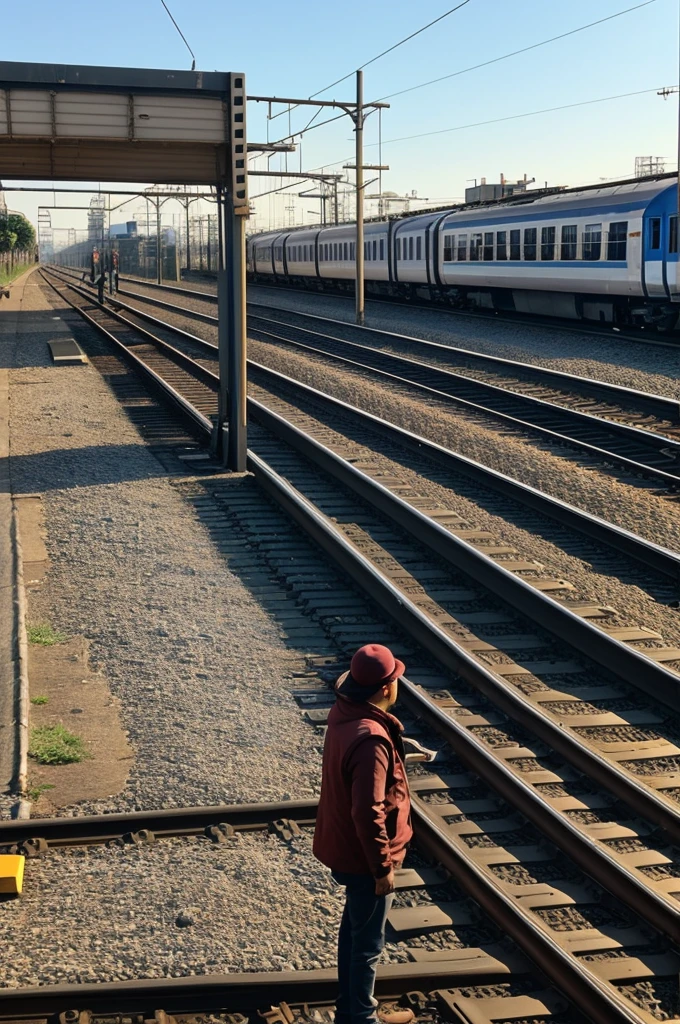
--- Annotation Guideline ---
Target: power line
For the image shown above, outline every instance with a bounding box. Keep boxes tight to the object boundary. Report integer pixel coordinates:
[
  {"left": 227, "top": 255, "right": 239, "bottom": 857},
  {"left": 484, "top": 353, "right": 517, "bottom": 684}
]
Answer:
[
  {"left": 269, "top": 0, "right": 474, "bottom": 124},
  {"left": 368, "top": 85, "right": 676, "bottom": 147},
  {"left": 263, "top": 0, "right": 657, "bottom": 165},
  {"left": 309, "top": 0, "right": 474, "bottom": 100},
  {"left": 372, "top": 0, "right": 658, "bottom": 103},
  {"left": 159, "top": 0, "right": 196, "bottom": 70}
]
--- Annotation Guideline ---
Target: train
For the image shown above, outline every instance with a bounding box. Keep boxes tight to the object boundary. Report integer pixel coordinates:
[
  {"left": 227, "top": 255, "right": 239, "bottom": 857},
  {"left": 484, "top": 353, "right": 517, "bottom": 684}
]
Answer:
[{"left": 247, "top": 173, "right": 680, "bottom": 328}]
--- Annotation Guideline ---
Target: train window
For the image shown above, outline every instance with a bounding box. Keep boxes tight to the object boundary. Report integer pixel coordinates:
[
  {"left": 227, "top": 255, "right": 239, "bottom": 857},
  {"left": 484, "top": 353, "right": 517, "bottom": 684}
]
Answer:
[
  {"left": 496, "top": 231, "right": 507, "bottom": 260},
  {"left": 523, "top": 227, "right": 537, "bottom": 260},
  {"left": 669, "top": 217, "right": 678, "bottom": 254},
  {"left": 378, "top": 238, "right": 383, "bottom": 260},
  {"left": 607, "top": 221, "right": 628, "bottom": 260},
  {"left": 561, "top": 225, "right": 577, "bottom": 260},
  {"left": 541, "top": 226, "right": 555, "bottom": 260},
  {"left": 344, "top": 242, "right": 348, "bottom": 260},
  {"left": 372, "top": 240, "right": 377, "bottom": 260},
  {"left": 649, "top": 217, "right": 661, "bottom": 249},
  {"left": 332, "top": 243, "right": 336, "bottom": 260},
  {"left": 415, "top": 236, "right": 421, "bottom": 260},
  {"left": 351, "top": 243, "right": 355, "bottom": 260},
  {"left": 443, "top": 234, "right": 453, "bottom": 262},
  {"left": 583, "top": 223, "right": 602, "bottom": 261},
  {"left": 409, "top": 236, "right": 414, "bottom": 261},
  {"left": 483, "top": 232, "right": 494, "bottom": 261},
  {"left": 457, "top": 234, "right": 467, "bottom": 261},
  {"left": 509, "top": 229, "right": 521, "bottom": 260},
  {"left": 469, "top": 233, "right": 482, "bottom": 261}
]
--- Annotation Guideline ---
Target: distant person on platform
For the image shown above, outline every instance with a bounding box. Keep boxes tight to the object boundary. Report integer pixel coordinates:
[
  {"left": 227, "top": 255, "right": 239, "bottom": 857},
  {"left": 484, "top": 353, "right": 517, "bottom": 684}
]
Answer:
[{"left": 313, "top": 644, "right": 415, "bottom": 1024}]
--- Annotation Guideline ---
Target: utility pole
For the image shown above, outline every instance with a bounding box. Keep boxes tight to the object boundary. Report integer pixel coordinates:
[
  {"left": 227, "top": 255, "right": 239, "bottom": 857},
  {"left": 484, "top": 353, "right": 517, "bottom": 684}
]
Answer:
[
  {"left": 354, "top": 69, "right": 365, "bottom": 326},
  {"left": 156, "top": 199, "right": 162, "bottom": 284}
]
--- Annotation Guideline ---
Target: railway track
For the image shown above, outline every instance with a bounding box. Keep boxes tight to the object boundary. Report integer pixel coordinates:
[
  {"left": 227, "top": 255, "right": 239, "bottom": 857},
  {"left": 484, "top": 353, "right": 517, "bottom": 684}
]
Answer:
[
  {"left": 59, "top": 268, "right": 680, "bottom": 493},
  {"left": 112, "top": 270, "right": 680, "bottom": 351},
  {"left": 36, "top": 266, "right": 680, "bottom": 1024}
]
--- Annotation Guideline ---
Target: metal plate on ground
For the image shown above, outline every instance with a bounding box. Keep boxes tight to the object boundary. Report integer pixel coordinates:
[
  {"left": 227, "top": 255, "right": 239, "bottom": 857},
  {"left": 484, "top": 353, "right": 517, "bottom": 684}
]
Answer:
[
  {"left": 48, "top": 338, "right": 88, "bottom": 364},
  {"left": 388, "top": 902, "right": 473, "bottom": 934}
]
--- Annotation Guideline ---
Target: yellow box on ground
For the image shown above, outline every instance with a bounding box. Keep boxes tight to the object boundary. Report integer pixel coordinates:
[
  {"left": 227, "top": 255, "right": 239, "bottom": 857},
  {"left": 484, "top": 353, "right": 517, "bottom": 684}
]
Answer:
[{"left": 0, "top": 855, "right": 25, "bottom": 894}]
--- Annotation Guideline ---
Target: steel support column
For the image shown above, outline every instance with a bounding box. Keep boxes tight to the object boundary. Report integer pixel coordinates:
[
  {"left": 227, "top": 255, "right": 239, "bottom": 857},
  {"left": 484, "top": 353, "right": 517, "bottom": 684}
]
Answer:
[
  {"left": 215, "top": 189, "right": 229, "bottom": 460},
  {"left": 156, "top": 199, "right": 162, "bottom": 285},
  {"left": 354, "top": 69, "right": 365, "bottom": 326},
  {"left": 214, "top": 189, "right": 247, "bottom": 471},
  {"left": 225, "top": 193, "right": 247, "bottom": 471}
]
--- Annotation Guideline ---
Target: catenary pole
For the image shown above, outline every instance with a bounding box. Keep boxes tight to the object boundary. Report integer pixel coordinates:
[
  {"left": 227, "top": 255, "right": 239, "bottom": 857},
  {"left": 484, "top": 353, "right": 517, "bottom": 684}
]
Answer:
[{"left": 355, "top": 69, "right": 365, "bottom": 326}]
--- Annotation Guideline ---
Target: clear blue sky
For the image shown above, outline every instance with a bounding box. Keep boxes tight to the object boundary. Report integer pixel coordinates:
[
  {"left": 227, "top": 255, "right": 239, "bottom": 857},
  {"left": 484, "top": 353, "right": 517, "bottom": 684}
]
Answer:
[{"left": 3, "top": 0, "right": 677, "bottom": 234}]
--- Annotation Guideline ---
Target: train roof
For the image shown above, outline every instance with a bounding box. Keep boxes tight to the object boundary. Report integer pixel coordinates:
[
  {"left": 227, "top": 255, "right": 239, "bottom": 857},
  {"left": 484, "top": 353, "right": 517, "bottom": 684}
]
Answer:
[{"left": 248, "top": 173, "right": 677, "bottom": 242}]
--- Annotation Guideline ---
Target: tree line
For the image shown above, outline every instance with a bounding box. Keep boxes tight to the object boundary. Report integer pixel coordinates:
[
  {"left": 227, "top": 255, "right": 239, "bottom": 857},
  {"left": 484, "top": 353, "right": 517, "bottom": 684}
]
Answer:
[{"left": 0, "top": 212, "right": 37, "bottom": 253}]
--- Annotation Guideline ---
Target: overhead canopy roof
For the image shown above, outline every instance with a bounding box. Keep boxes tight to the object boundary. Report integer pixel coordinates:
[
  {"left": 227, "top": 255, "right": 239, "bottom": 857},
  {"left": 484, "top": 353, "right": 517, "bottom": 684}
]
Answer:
[{"left": 0, "top": 62, "right": 242, "bottom": 185}]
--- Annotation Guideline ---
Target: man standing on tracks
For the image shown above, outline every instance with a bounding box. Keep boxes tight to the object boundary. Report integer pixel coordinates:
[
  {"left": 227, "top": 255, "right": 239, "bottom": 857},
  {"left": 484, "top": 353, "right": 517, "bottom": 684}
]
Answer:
[{"left": 313, "top": 644, "right": 415, "bottom": 1024}]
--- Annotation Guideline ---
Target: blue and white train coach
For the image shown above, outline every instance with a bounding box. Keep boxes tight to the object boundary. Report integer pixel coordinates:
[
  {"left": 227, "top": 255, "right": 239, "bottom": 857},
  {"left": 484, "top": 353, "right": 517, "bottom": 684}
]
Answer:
[{"left": 248, "top": 175, "right": 680, "bottom": 328}]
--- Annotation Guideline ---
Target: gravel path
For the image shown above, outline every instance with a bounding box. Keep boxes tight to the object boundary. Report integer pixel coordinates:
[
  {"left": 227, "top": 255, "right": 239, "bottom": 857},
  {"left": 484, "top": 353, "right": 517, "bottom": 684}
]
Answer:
[
  {"left": 7, "top": 275, "right": 324, "bottom": 814},
  {"left": 0, "top": 831, "right": 350, "bottom": 986}
]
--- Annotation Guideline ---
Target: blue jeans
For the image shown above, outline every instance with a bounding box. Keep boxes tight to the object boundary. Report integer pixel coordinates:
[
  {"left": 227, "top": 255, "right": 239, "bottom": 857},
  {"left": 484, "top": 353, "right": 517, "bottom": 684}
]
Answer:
[{"left": 332, "top": 871, "right": 394, "bottom": 1024}]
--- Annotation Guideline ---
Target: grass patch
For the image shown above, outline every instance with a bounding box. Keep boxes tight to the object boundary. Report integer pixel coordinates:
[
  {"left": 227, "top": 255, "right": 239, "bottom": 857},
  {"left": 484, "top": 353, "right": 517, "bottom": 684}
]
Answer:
[
  {"left": 24, "top": 781, "right": 55, "bottom": 802},
  {"left": 27, "top": 623, "right": 67, "bottom": 646},
  {"left": 30, "top": 695, "right": 49, "bottom": 705},
  {"left": 29, "top": 724, "right": 89, "bottom": 765},
  {"left": 0, "top": 261, "right": 33, "bottom": 288}
]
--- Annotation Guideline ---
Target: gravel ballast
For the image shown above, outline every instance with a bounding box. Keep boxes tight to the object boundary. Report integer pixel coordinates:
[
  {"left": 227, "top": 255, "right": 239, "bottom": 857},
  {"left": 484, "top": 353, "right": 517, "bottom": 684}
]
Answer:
[
  {"left": 246, "top": 284, "right": 680, "bottom": 400},
  {"left": 0, "top": 832, "right": 348, "bottom": 986},
  {"left": 7, "top": 274, "right": 325, "bottom": 814},
  {"left": 121, "top": 275, "right": 679, "bottom": 400}
]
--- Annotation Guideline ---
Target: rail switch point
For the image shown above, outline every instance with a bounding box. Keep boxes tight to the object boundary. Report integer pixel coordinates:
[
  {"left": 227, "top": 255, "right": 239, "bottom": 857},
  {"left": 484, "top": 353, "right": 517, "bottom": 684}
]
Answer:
[{"left": 0, "top": 855, "right": 25, "bottom": 895}]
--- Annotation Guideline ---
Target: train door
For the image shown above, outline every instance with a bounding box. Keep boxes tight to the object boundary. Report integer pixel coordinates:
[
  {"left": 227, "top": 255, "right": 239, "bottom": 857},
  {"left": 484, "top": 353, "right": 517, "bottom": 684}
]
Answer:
[
  {"left": 667, "top": 214, "right": 679, "bottom": 301},
  {"left": 643, "top": 215, "right": 666, "bottom": 298}
]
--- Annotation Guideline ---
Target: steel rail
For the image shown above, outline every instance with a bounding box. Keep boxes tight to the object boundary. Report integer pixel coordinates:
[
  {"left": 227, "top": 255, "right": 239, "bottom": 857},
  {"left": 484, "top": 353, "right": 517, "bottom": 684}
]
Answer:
[
  {"left": 43, "top": 272, "right": 680, "bottom": 713},
  {"left": 39, "top": 273, "right": 213, "bottom": 437},
  {"left": 0, "top": 960, "right": 471, "bottom": 1019},
  {"left": 411, "top": 803, "right": 647, "bottom": 1024},
  {"left": 109, "top": 275, "right": 680, "bottom": 424},
  {"left": 66, "top": 268, "right": 680, "bottom": 487},
  {"left": 34, "top": 277, "right": 680, "bottom": 933},
  {"left": 39, "top": 274, "right": 680, "bottom": 1006},
  {"left": 245, "top": 276, "right": 680, "bottom": 352},
  {"left": 52, "top": 268, "right": 680, "bottom": 424},
  {"left": 244, "top": 433, "right": 680, "bottom": 940},
  {"left": 116, "top": 270, "right": 680, "bottom": 353},
  {"left": 44, "top": 266, "right": 680, "bottom": 582},
  {"left": 0, "top": 798, "right": 318, "bottom": 847},
  {"left": 245, "top": 317, "right": 680, "bottom": 484},
  {"left": 247, "top": 452, "right": 658, "bottom": 1024},
  {"left": 244, "top": 302, "right": 680, "bottom": 423}
]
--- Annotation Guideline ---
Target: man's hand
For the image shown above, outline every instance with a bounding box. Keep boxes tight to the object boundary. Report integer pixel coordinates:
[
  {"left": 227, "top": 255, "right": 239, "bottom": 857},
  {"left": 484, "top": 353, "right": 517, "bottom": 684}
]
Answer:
[{"left": 375, "top": 869, "right": 395, "bottom": 896}]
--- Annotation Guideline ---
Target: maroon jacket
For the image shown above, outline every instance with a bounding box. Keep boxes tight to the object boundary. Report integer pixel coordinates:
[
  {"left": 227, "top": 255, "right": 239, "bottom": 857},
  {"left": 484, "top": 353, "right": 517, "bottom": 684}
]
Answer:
[{"left": 313, "top": 694, "right": 412, "bottom": 878}]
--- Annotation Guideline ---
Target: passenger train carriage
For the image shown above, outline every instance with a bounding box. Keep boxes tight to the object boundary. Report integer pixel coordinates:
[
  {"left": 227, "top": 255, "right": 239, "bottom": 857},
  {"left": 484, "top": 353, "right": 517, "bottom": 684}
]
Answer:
[{"left": 248, "top": 175, "right": 680, "bottom": 328}]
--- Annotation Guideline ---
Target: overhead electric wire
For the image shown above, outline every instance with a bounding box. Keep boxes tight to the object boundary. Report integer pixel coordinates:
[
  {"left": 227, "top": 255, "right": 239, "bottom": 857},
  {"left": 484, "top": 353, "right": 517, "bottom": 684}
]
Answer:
[
  {"left": 369, "top": 85, "right": 677, "bottom": 146},
  {"left": 268, "top": 0, "right": 474, "bottom": 122},
  {"left": 263, "top": 0, "right": 660, "bottom": 161},
  {"left": 372, "top": 0, "right": 658, "bottom": 102},
  {"left": 308, "top": 0, "right": 474, "bottom": 99},
  {"left": 159, "top": 0, "right": 197, "bottom": 70}
]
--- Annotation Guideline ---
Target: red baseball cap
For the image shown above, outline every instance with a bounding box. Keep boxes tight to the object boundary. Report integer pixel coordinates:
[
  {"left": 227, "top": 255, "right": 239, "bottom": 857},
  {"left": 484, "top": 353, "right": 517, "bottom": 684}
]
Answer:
[{"left": 337, "top": 644, "right": 406, "bottom": 701}]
